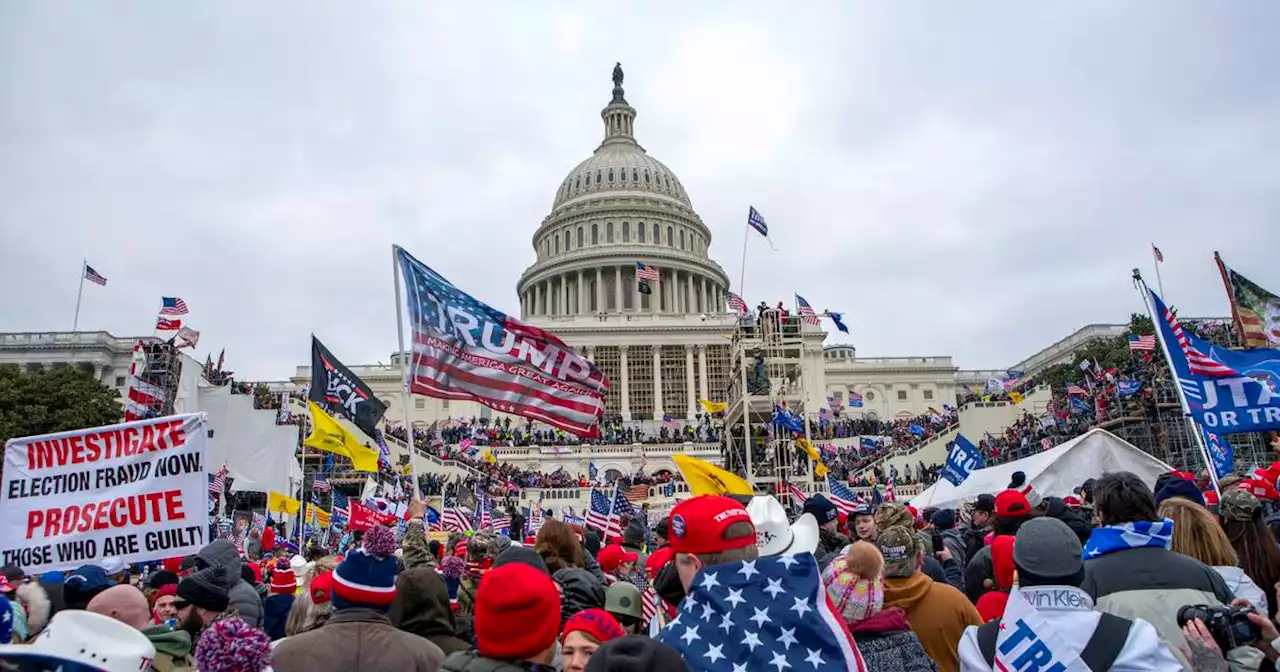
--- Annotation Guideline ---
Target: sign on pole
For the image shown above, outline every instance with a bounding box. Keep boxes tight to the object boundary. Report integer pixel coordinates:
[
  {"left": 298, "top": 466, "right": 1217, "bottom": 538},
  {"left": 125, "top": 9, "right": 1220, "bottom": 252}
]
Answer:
[{"left": 1, "top": 414, "right": 211, "bottom": 572}]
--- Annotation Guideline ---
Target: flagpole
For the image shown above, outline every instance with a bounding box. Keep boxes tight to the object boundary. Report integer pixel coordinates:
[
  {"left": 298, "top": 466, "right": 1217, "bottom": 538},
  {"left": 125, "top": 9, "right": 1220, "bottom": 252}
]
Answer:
[
  {"left": 1133, "top": 270, "right": 1219, "bottom": 494},
  {"left": 737, "top": 223, "right": 749, "bottom": 303},
  {"left": 1151, "top": 244, "right": 1166, "bottom": 297},
  {"left": 72, "top": 259, "right": 86, "bottom": 332},
  {"left": 391, "top": 245, "right": 423, "bottom": 498}
]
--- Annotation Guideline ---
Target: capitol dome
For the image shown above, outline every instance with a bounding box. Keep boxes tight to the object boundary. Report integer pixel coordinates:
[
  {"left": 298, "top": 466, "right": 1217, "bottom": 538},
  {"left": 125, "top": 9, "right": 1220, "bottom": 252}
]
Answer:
[{"left": 517, "top": 64, "right": 730, "bottom": 322}]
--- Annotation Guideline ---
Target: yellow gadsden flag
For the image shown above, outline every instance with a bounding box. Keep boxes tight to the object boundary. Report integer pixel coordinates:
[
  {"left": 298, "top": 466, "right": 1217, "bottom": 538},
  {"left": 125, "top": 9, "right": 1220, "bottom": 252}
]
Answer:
[
  {"left": 698, "top": 399, "right": 727, "bottom": 415},
  {"left": 268, "top": 491, "right": 301, "bottom": 516},
  {"left": 304, "top": 401, "right": 380, "bottom": 473},
  {"left": 672, "top": 454, "right": 753, "bottom": 497},
  {"left": 1009, "top": 391, "right": 1025, "bottom": 405}
]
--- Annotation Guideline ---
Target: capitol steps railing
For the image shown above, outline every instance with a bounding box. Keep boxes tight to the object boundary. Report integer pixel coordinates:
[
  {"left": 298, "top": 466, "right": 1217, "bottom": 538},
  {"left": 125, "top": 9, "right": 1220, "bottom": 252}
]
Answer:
[{"left": 850, "top": 421, "right": 958, "bottom": 481}]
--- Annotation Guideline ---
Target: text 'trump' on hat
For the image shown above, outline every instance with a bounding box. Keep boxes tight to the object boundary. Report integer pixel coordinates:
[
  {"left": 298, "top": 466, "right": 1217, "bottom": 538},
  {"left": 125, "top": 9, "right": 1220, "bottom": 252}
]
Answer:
[{"left": 667, "top": 495, "right": 754, "bottom": 556}]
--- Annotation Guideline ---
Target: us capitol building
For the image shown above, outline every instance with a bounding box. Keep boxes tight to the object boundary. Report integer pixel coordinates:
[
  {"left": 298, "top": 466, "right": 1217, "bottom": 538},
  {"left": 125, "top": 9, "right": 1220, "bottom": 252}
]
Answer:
[{"left": 3, "top": 66, "right": 1080, "bottom": 466}]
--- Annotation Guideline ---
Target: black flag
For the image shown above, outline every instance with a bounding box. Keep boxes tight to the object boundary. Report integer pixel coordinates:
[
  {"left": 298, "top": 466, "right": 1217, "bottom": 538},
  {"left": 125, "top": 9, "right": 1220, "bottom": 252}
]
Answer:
[{"left": 309, "top": 336, "right": 387, "bottom": 439}]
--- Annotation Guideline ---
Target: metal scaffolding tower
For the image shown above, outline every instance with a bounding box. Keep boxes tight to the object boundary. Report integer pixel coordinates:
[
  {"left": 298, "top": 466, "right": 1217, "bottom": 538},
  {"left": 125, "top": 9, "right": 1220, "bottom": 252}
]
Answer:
[{"left": 723, "top": 309, "right": 816, "bottom": 493}]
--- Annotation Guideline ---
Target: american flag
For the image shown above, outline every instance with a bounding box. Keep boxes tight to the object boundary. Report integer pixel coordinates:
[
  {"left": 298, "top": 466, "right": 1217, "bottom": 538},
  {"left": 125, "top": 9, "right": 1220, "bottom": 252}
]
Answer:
[
  {"left": 611, "top": 486, "right": 637, "bottom": 520},
  {"left": 159, "top": 296, "right": 189, "bottom": 315},
  {"left": 656, "top": 554, "right": 867, "bottom": 672},
  {"left": 208, "top": 466, "right": 227, "bottom": 496},
  {"left": 478, "top": 499, "right": 493, "bottom": 530},
  {"left": 726, "top": 292, "right": 748, "bottom": 316},
  {"left": 1152, "top": 244, "right": 1164, "bottom": 263},
  {"left": 885, "top": 472, "right": 897, "bottom": 502},
  {"left": 1065, "top": 384, "right": 1089, "bottom": 397},
  {"left": 641, "top": 586, "right": 660, "bottom": 627},
  {"left": 1154, "top": 290, "right": 1237, "bottom": 377},
  {"left": 459, "top": 437, "right": 475, "bottom": 454},
  {"left": 795, "top": 294, "right": 821, "bottom": 325},
  {"left": 747, "top": 206, "right": 769, "bottom": 237},
  {"left": 442, "top": 497, "right": 474, "bottom": 533},
  {"left": 636, "top": 261, "right": 660, "bottom": 282},
  {"left": 586, "top": 488, "right": 622, "bottom": 537},
  {"left": 528, "top": 499, "right": 544, "bottom": 533},
  {"left": 83, "top": 264, "right": 107, "bottom": 286},
  {"left": 312, "top": 473, "right": 331, "bottom": 492},
  {"left": 397, "top": 247, "right": 609, "bottom": 438},
  {"left": 331, "top": 493, "right": 350, "bottom": 529},
  {"left": 1128, "top": 334, "right": 1156, "bottom": 351},
  {"left": 826, "top": 475, "right": 865, "bottom": 514},
  {"left": 625, "top": 483, "right": 651, "bottom": 503},
  {"left": 785, "top": 483, "right": 808, "bottom": 508},
  {"left": 662, "top": 413, "right": 681, "bottom": 430}
]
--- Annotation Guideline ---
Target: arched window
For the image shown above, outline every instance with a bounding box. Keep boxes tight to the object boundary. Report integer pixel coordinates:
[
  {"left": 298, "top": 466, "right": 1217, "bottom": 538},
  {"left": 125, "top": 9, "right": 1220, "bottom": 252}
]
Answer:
[
  {"left": 638, "top": 222, "right": 646, "bottom": 243},
  {"left": 592, "top": 224, "right": 599, "bottom": 245},
  {"left": 554, "top": 236, "right": 560, "bottom": 254},
  {"left": 623, "top": 222, "right": 630, "bottom": 242},
  {"left": 577, "top": 226, "right": 584, "bottom": 247},
  {"left": 644, "top": 170, "right": 650, "bottom": 184},
  {"left": 679, "top": 229, "right": 685, "bottom": 250},
  {"left": 596, "top": 170, "right": 602, "bottom": 185},
  {"left": 575, "top": 176, "right": 581, "bottom": 190},
  {"left": 607, "top": 222, "right": 614, "bottom": 243},
  {"left": 667, "top": 226, "right": 674, "bottom": 247},
  {"left": 608, "top": 169, "right": 614, "bottom": 182},
  {"left": 632, "top": 168, "right": 639, "bottom": 182},
  {"left": 653, "top": 223, "right": 659, "bottom": 243},
  {"left": 564, "top": 230, "right": 571, "bottom": 251}
]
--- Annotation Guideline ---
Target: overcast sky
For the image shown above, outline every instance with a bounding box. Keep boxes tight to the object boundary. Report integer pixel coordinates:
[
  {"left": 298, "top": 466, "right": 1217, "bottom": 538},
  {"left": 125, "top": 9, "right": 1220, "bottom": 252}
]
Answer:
[{"left": 2, "top": 2, "right": 1278, "bottom": 380}]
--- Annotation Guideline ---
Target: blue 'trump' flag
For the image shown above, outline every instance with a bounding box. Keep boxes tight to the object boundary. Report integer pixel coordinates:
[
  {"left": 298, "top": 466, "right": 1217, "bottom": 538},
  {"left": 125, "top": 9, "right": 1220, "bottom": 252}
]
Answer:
[
  {"left": 657, "top": 554, "right": 866, "bottom": 672},
  {"left": 940, "top": 433, "right": 984, "bottom": 486},
  {"left": 1202, "top": 426, "right": 1234, "bottom": 480},
  {"left": 396, "top": 246, "right": 610, "bottom": 437},
  {"left": 747, "top": 206, "right": 769, "bottom": 237}
]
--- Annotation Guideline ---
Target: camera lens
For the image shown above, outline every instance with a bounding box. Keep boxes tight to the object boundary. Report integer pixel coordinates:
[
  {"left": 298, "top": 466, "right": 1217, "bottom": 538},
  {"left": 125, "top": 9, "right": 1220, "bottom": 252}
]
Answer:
[{"left": 1177, "top": 605, "right": 1212, "bottom": 628}]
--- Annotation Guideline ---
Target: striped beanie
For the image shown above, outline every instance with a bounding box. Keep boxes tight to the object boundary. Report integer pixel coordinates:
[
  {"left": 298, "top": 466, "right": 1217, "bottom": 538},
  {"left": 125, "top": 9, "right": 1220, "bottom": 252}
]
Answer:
[{"left": 332, "top": 525, "right": 398, "bottom": 611}]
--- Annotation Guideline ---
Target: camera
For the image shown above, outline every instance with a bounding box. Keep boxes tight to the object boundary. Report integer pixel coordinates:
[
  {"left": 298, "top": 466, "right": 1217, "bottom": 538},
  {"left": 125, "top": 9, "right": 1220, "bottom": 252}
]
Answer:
[{"left": 1177, "top": 604, "right": 1261, "bottom": 650}]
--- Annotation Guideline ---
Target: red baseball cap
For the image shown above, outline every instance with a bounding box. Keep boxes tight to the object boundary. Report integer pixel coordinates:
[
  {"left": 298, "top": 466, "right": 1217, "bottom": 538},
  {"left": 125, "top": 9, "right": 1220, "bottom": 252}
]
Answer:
[
  {"left": 1202, "top": 489, "right": 1220, "bottom": 507},
  {"left": 1237, "top": 479, "right": 1280, "bottom": 501},
  {"left": 645, "top": 546, "right": 674, "bottom": 579},
  {"left": 995, "top": 490, "right": 1031, "bottom": 518},
  {"left": 1062, "top": 495, "right": 1082, "bottom": 509},
  {"left": 667, "top": 495, "right": 755, "bottom": 556},
  {"left": 597, "top": 544, "right": 638, "bottom": 573}
]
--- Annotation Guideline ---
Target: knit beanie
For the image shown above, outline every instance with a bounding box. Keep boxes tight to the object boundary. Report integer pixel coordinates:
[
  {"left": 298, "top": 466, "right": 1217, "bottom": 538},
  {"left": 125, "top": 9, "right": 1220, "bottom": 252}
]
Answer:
[
  {"left": 585, "top": 636, "right": 691, "bottom": 672},
  {"left": 148, "top": 570, "right": 180, "bottom": 590},
  {"left": 269, "top": 558, "right": 297, "bottom": 595},
  {"left": 194, "top": 618, "right": 272, "bottom": 672},
  {"left": 309, "top": 571, "right": 333, "bottom": 604},
  {"left": 561, "top": 608, "right": 625, "bottom": 645},
  {"left": 1155, "top": 478, "right": 1205, "bottom": 508},
  {"left": 474, "top": 563, "right": 562, "bottom": 661},
  {"left": 332, "top": 525, "right": 398, "bottom": 611},
  {"left": 820, "top": 542, "right": 884, "bottom": 625},
  {"left": 177, "top": 565, "right": 231, "bottom": 613},
  {"left": 491, "top": 546, "right": 550, "bottom": 574}
]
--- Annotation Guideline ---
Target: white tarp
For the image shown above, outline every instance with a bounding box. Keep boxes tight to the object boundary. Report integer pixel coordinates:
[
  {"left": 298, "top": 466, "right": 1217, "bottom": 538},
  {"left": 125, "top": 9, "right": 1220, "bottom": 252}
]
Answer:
[
  {"left": 197, "top": 386, "right": 302, "bottom": 495},
  {"left": 909, "top": 428, "right": 1174, "bottom": 511}
]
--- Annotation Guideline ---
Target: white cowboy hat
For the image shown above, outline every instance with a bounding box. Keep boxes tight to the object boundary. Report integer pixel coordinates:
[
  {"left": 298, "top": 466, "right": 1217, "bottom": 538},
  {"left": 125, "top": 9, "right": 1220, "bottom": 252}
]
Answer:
[
  {"left": 748, "top": 495, "right": 820, "bottom": 557},
  {"left": 0, "top": 609, "right": 155, "bottom": 672}
]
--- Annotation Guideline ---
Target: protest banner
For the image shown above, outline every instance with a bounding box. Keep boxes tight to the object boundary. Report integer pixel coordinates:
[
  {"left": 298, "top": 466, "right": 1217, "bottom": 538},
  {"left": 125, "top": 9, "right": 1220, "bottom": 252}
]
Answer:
[
  {"left": 347, "top": 501, "right": 399, "bottom": 532},
  {"left": 1, "top": 414, "right": 210, "bottom": 572}
]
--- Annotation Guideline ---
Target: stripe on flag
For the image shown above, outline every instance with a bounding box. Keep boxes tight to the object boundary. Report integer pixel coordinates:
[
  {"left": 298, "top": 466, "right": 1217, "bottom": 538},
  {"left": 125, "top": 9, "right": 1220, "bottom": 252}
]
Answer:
[
  {"left": 795, "top": 294, "right": 821, "bottom": 325},
  {"left": 635, "top": 261, "right": 660, "bottom": 281},
  {"left": 1128, "top": 334, "right": 1156, "bottom": 351},
  {"left": 84, "top": 264, "right": 107, "bottom": 286},
  {"left": 726, "top": 292, "right": 748, "bottom": 316}
]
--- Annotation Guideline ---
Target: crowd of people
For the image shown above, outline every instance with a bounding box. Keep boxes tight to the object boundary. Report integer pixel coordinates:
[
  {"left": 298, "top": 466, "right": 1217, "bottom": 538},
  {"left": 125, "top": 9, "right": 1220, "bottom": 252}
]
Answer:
[{"left": 11, "top": 464, "right": 1280, "bottom": 671}]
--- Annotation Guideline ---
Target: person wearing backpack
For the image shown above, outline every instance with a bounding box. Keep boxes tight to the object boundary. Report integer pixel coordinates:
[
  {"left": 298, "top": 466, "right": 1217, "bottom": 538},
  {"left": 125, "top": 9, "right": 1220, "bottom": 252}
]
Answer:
[{"left": 958, "top": 517, "right": 1179, "bottom": 671}]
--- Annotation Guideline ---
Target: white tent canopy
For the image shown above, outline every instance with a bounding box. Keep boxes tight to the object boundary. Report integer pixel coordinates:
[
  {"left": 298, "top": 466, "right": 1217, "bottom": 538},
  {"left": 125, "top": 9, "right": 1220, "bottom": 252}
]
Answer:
[{"left": 909, "top": 428, "right": 1175, "bottom": 511}]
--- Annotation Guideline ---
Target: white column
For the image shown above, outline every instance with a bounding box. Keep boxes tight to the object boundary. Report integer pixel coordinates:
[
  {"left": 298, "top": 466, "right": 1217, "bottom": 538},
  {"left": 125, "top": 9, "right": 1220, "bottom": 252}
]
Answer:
[
  {"left": 577, "top": 269, "right": 585, "bottom": 315},
  {"left": 535, "top": 284, "right": 543, "bottom": 316},
  {"left": 584, "top": 345, "right": 594, "bottom": 362},
  {"left": 620, "top": 346, "right": 631, "bottom": 420},
  {"left": 685, "top": 345, "right": 696, "bottom": 418},
  {"left": 614, "top": 266, "right": 623, "bottom": 312},
  {"left": 595, "top": 268, "right": 603, "bottom": 313},
  {"left": 698, "top": 345, "right": 709, "bottom": 401},
  {"left": 685, "top": 274, "right": 693, "bottom": 314},
  {"left": 563, "top": 275, "right": 570, "bottom": 316},
  {"left": 633, "top": 268, "right": 641, "bottom": 313},
  {"left": 698, "top": 277, "right": 706, "bottom": 313},
  {"left": 652, "top": 346, "right": 664, "bottom": 417}
]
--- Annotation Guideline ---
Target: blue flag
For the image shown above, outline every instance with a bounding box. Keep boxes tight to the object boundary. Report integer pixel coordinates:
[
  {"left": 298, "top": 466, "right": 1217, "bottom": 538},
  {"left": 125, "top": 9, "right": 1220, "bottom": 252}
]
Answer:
[
  {"left": 1069, "top": 397, "right": 1092, "bottom": 414},
  {"left": 772, "top": 405, "right": 805, "bottom": 434},
  {"left": 859, "top": 437, "right": 880, "bottom": 452},
  {"left": 589, "top": 462, "right": 598, "bottom": 481},
  {"left": 827, "top": 312, "right": 849, "bottom": 334},
  {"left": 1202, "top": 426, "right": 1235, "bottom": 479},
  {"left": 1150, "top": 288, "right": 1280, "bottom": 434},
  {"left": 1117, "top": 380, "right": 1143, "bottom": 398},
  {"left": 940, "top": 434, "right": 984, "bottom": 486},
  {"left": 908, "top": 423, "right": 925, "bottom": 436}
]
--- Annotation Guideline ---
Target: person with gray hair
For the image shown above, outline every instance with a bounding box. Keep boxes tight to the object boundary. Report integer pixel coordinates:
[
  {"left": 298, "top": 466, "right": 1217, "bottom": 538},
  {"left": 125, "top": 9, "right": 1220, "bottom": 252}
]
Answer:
[{"left": 958, "top": 516, "right": 1179, "bottom": 670}]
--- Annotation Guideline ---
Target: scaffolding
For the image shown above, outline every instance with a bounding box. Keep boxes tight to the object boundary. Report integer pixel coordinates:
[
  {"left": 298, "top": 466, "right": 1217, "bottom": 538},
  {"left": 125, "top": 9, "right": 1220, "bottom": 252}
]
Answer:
[
  {"left": 132, "top": 339, "right": 182, "bottom": 419},
  {"left": 723, "top": 309, "right": 817, "bottom": 493}
]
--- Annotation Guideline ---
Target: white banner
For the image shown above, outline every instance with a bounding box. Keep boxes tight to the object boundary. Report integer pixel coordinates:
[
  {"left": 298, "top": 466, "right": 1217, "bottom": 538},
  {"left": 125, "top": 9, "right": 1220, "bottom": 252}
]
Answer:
[
  {"left": 1, "top": 413, "right": 211, "bottom": 572},
  {"left": 996, "top": 588, "right": 1091, "bottom": 672}
]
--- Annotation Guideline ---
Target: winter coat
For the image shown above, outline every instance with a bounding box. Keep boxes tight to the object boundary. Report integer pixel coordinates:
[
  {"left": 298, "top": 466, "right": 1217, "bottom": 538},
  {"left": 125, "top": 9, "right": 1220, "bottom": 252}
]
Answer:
[
  {"left": 196, "top": 538, "right": 262, "bottom": 628},
  {"left": 264, "top": 593, "right": 294, "bottom": 641},
  {"left": 1082, "top": 545, "right": 1263, "bottom": 671},
  {"left": 957, "top": 585, "right": 1181, "bottom": 671},
  {"left": 961, "top": 524, "right": 990, "bottom": 564},
  {"left": 390, "top": 567, "right": 471, "bottom": 656},
  {"left": 1041, "top": 497, "right": 1092, "bottom": 544},
  {"left": 622, "top": 517, "right": 647, "bottom": 552},
  {"left": 1214, "top": 565, "right": 1270, "bottom": 615},
  {"left": 963, "top": 544, "right": 995, "bottom": 603},
  {"left": 454, "top": 575, "right": 480, "bottom": 645},
  {"left": 401, "top": 520, "right": 439, "bottom": 571},
  {"left": 817, "top": 527, "right": 851, "bottom": 560},
  {"left": 143, "top": 625, "right": 195, "bottom": 672},
  {"left": 883, "top": 571, "right": 982, "bottom": 672},
  {"left": 849, "top": 607, "right": 938, "bottom": 672},
  {"left": 14, "top": 582, "right": 50, "bottom": 639},
  {"left": 581, "top": 550, "right": 606, "bottom": 584},
  {"left": 938, "top": 528, "right": 968, "bottom": 569},
  {"left": 509, "top": 510, "right": 526, "bottom": 541},
  {"left": 552, "top": 568, "right": 605, "bottom": 628},
  {"left": 442, "top": 650, "right": 546, "bottom": 672},
  {"left": 273, "top": 607, "right": 445, "bottom": 672}
]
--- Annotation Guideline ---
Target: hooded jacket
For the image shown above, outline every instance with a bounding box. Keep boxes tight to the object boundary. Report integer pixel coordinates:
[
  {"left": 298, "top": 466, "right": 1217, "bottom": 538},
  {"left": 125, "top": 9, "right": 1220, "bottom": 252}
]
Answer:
[
  {"left": 883, "top": 571, "right": 982, "bottom": 672},
  {"left": 196, "top": 539, "right": 262, "bottom": 628},
  {"left": 143, "top": 625, "right": 195, "bottom": 672},
  {"left": 552, "top": 568, "right": 605, "bottom": 629},
  {"left": 390, "top": 566, "right": 471, "bottom": 656},
  {"left": 958, "top": 586, "right": 1181, "bottom": 671},
  {"left": 1041, "top": 497, "right": 1092, "bottom": 544},
  {"left": 442, "top": 650, "right": 553, "bottom": 672},
  {"left": 401, "top": 521, "right": 439, "bottom": 571},
  {"left": 849, "top": 607, "right": 938, "bottom": 672},
  {"left": 1214, "top": 565, "right": 1269, "bottom": 615},
  {"left": 817, "top": 527, "right": 852, "bottom": 560}
]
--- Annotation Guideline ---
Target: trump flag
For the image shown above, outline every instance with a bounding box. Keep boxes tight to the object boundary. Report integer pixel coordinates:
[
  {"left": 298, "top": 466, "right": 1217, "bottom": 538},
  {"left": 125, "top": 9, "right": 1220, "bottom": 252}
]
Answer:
[{"left": 396, "top": 246, "right": 610, "bottom": 437}]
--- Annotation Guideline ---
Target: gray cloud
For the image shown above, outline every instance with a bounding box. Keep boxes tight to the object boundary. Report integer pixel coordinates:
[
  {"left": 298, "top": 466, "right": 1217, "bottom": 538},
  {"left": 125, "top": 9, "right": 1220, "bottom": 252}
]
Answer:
[{"left": 2, "top": 2, "right": 1278, "bottom": 379}]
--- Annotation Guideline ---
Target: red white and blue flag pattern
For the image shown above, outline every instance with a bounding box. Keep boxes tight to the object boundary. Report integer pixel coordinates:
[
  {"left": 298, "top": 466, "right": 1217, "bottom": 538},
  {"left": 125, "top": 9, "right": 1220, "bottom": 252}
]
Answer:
[
  {"left": 795, "top": 294, "right": 820, "bottom": 325},
  {"left": 397, "top": 246, "right": 609, "bottom": 437},
  {"left": 159, "top": 297, "right": 189, "bottom": 315}
]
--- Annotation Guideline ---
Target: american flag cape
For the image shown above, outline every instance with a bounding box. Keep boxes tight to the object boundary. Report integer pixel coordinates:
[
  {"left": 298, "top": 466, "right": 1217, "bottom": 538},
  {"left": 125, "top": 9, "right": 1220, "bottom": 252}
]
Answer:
[
  {"left": 656, "top": 554, "right": 866, "bottom": 672},
  {"left": 396, "top": 246, "right": 609, "bottom": 437}
]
